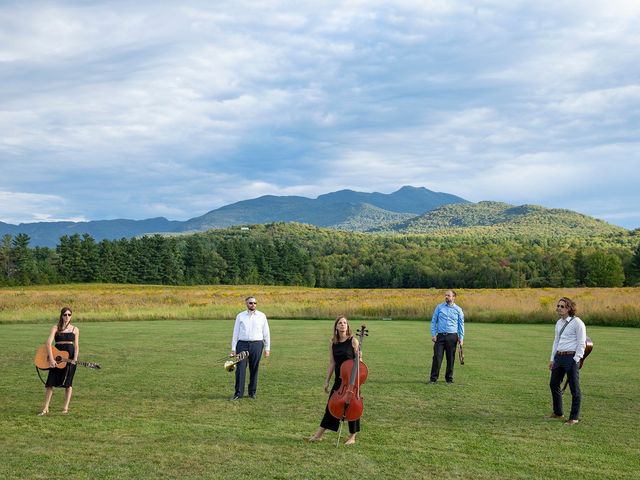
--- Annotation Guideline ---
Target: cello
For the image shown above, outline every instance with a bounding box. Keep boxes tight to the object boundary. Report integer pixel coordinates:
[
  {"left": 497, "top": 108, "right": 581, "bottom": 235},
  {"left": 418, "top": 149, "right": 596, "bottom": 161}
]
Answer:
[{"left": 328, "top": 324, "right": 369, "bottom": 423}]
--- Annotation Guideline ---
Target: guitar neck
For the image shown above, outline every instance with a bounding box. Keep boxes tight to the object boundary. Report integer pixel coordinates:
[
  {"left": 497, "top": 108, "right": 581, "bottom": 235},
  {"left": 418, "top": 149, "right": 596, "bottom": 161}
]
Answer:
[{"left": 58, "top": 359, "right": 100, "bottom": 369}]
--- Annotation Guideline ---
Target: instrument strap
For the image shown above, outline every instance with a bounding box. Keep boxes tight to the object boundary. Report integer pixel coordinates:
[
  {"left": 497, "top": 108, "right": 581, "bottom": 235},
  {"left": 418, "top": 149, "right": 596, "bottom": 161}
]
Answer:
[
  {"left": 557, "top": 317, "right": 573, "bottom": 340},
  {"left": 35, "top": 366, "right": 47, "bottom": 386},
  {"left": 35, "top": 363, "right": 70, "bottom": 386},
  {"left": 558, "top": 317, "right": 576, "bottom": 394}
]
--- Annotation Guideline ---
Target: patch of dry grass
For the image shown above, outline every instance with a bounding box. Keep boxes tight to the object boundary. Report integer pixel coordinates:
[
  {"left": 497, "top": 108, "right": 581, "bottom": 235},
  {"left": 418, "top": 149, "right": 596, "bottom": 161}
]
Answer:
[{"left": 0, "top": 284, "right": 638, "bottom": 326}]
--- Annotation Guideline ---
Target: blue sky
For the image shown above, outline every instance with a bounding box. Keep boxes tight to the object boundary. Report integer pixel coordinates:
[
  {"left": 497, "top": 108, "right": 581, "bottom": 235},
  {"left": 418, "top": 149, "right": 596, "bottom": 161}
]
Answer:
[{"left": 1, "top": 0, "right": 639, "bottom": 229}]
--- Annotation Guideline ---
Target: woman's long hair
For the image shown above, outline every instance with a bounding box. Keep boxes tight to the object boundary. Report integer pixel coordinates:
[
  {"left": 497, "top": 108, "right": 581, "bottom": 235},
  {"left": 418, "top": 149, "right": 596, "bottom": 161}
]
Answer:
[
  {"left": 57, "top": 307, "right": 72, "bottom": 332},
  {"left": 332, "top": 315, "right": 352, "bottom": 344}
]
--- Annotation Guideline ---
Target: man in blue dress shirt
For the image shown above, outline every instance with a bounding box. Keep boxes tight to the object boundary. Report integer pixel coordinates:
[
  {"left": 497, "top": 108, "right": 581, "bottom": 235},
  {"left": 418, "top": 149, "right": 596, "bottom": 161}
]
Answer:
[{"left": 429, "top": 290, "right": 464, "bottom": 384}]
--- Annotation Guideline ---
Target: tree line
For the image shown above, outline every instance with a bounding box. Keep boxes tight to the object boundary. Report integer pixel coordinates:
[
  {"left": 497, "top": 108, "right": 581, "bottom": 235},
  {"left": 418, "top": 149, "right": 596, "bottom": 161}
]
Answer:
[{"left": 1, "top": 223, "right": 639, "bottom": 288}]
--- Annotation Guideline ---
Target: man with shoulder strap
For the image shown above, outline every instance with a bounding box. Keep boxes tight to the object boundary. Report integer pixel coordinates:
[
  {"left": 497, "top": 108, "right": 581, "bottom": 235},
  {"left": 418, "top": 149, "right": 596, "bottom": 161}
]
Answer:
[
  {"left": 548, "top": 296, "right": 587, "bottom": 425},
  {"left": 230, "top": 296, "right": 271, "bottom": 400}
]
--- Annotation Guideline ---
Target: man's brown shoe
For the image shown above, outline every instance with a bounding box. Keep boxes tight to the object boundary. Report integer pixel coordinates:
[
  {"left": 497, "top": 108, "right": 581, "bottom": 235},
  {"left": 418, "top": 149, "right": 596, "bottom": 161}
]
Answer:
[
  {"left": 546, "top": 413, "right": 564, "bottom": 419},
  {"left": 564, "top": 419, "right": 579, "bottom": 425}
]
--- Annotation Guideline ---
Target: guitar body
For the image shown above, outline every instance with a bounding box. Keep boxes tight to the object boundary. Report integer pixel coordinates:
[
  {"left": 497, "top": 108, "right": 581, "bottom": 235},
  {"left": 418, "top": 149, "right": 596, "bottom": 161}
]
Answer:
[
  {"left": 579, "top": 336, "right": 593, "bottom": 369},
  {"left": 34, "top": 344, "right": 101, "bottom": 370},
  {"left": 34, "top": 344, "right": 69, "bottom": 369}
]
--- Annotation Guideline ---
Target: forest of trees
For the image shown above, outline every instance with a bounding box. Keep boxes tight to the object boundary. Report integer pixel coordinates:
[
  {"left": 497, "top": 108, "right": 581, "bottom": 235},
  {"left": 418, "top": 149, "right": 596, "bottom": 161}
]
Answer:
[{"left": 1, "top": 223, "right": 639, "bottom": 288}]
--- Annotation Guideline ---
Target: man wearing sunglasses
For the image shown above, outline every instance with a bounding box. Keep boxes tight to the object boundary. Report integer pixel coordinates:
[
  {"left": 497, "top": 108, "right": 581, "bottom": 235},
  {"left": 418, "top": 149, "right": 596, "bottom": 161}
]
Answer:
[
  {"left": 230, "top": 296, "right": 271, "bottom": 400},
  {"left": 548, "top": 297, "right": 587, "bottom": 425}
]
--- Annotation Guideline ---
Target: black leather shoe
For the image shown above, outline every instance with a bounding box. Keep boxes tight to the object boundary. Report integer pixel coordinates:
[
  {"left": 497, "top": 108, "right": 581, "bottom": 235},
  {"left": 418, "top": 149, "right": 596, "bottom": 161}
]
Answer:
[
  {"left": 428, "top": 381, "right": 436, "bottom": 384},
  {"left": 446, "top": 380, "right": 454, "bottom": 384},
  {"left": 229, "top": 395, "right": 241, "bottom": 401},
  {"left": 249, "top": 394, "right": 256, "bottom": 399}
]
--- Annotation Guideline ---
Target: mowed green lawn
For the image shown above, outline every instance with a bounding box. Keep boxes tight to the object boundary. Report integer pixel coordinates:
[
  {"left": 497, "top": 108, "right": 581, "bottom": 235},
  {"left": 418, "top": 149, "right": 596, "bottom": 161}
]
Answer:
[{"left": 0, "top": 320, "right": 638, "bottom": 480}]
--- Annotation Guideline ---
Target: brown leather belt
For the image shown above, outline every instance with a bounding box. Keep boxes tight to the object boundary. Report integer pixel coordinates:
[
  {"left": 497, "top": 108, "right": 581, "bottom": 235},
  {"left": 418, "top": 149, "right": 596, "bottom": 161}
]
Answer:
[
  {"left": 556, "top": 351, "right": 576, "bottom": 356},
  {"left": 56, "top": 341, "right": 74, "bottom": 345}
]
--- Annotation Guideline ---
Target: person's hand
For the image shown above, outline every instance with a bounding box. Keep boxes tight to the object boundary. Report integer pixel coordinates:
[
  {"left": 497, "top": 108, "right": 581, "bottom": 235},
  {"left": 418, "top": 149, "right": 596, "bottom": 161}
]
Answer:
[
  {"left": 49, "top": 359, "right": 57, "bottom": 368},
  {"left": 323, "top": 380, "right": 330, "bottom": 393},
  {"left": 70, "top": 359, "right": 77, "bottom": 365},
  {"left": 459, "top": 340, "right": 464, "bottom": 346},
  {"left": 265, "top": 350, "right": 270, "bottom": 358},
  {"left": 548, "top": 361, "right": 554, "bottom": 370},
  {"left": 230, "top": 350, "right": 235, "bottom": 357},
  {"left": 431, "top": 336, "right": 437, "bottom": 343}
]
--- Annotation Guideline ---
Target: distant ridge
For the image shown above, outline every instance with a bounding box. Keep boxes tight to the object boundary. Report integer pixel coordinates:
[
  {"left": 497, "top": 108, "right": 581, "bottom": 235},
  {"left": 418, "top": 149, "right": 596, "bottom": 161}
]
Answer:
[
  {"left": 0, "top": 186, "right": 468, "bottom": 247},
  {"left": 180, "top": 186, "right": 466, "bottom": 231},
  {"left": 0, "top": 188, "right": 627, "bottom": 247}
]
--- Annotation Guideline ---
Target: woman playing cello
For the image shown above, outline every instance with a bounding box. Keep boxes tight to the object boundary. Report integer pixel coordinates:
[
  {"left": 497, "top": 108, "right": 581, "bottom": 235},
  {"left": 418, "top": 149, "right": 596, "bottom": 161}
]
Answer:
[{"left": 307, "top": 316, "right": 360, "bottom": 445}]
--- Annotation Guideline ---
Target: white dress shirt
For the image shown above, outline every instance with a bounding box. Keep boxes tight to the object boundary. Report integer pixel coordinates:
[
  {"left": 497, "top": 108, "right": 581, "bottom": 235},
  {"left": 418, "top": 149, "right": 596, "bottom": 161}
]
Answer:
[
  {"left": 231, "top": 309, "right": 270, "bottom": 352},
  {"left": 550, "top": 316, "right": 587, "bottom": 364}
]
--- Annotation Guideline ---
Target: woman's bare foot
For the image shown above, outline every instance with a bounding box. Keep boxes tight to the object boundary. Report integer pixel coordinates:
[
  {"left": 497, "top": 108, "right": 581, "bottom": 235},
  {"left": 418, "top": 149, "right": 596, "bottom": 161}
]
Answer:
[
  {"left": 344, "top": 434, "right": 356, "bottom": 445},
  {"left": 37, "top": 410, "right": 49, "bottom": 416},
  {"left": 306, "top": 435, "right": 323, "bottom": 442}
]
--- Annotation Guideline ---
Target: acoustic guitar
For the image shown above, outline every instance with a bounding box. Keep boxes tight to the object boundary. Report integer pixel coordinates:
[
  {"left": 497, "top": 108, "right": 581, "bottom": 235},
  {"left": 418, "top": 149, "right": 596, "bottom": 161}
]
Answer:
[
  {"left": 34, "top": 344, "right": 101, "bottom": 370},
  {"left": 579, "top": 336, "right": 593, "bottom": 368}
]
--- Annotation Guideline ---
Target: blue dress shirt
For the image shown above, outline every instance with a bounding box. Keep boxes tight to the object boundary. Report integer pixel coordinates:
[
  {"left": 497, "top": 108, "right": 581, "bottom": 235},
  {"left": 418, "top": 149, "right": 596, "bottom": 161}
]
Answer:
[{"left": 431, "top": 302, "right": 464, "bottom": 340}]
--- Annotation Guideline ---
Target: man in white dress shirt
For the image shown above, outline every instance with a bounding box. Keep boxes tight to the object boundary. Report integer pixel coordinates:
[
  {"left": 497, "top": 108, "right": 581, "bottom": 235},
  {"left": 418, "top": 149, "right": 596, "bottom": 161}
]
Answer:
[
  {"left": 548, "top": 297, "right": 587, "bottom": 425},
  {"left": 230, "top": 296, "right": 271, "bottom": 400}
]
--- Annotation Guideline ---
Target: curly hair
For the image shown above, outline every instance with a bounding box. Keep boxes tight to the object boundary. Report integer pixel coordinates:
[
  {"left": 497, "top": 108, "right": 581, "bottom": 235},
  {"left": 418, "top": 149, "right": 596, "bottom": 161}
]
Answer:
[{"left": 558, "top": 297, "right": 577, "bottom": 317}]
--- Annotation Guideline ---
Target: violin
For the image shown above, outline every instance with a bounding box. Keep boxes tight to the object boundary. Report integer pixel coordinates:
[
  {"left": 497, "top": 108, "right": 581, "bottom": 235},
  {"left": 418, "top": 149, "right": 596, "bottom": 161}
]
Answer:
[{"left": 328, "top": 324, "right": 369, "bottom": 422}]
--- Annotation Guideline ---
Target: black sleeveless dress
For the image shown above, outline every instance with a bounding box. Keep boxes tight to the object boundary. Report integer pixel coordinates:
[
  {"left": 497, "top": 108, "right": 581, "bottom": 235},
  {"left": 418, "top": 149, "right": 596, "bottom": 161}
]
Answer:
[
  {"left": 319, "top": 337, "right": 361, "bottom": 434},
  {"left": 45, "top": 330, "right": 77, "bottom": 388}
]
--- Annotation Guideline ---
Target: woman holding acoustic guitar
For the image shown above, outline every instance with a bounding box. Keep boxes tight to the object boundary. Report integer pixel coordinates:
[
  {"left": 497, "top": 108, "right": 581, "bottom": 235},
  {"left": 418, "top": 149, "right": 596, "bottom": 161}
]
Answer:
[
  {"left": 307, "top": 315, "right": 361, "bottom": 445},
  {"left": 39, "top": 307, "right": 79, "bottom": 415}
]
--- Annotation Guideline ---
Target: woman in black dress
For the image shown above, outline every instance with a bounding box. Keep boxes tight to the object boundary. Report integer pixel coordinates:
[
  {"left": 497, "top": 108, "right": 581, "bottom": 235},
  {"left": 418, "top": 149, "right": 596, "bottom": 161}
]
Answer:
[
  {"left": 39, "top": 307, "right": 79, "bottom": 415},
  {"left": 307, "top": 315, "right": 360, "bottom": 445}
]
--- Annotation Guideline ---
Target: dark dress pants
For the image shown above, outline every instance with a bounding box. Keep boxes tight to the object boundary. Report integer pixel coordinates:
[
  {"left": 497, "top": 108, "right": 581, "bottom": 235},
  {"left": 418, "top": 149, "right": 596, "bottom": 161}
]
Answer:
[
  {"left": 549, "top": 354, "right": 581, "bottom": 420},
  {"left": 430, "top": 333, "right": 458, "bottom": 382},
  {"left": 234, "top": 340, "right": 264, "bottom": 398}
]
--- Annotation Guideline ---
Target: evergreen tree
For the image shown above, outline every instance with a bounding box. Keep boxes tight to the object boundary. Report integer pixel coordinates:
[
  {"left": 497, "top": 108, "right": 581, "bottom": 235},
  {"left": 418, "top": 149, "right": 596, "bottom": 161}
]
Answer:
[
  {"left": 627, "top": 244, "right": 640, "bottom": 286},
  {"left": 11, "top": 233, "right": 37, "bottom": 285},
  {"left": 0, "top": 234, "right": 13, "bottom": 285}
]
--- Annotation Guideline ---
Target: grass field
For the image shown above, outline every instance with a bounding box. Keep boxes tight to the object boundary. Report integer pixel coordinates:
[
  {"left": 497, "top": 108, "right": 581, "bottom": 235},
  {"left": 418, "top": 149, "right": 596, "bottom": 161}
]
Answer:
[{"left": 1, "top": 319, "right": 638, "bottom": 479}]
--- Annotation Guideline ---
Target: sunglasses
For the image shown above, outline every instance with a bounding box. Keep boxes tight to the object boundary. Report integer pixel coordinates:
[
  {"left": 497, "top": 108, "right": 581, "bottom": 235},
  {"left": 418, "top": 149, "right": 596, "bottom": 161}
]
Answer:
[
  {"left": 556, "top": 305, "right": 566, "bottom": 309},
  {"left": 247, "top": 302, "right": 257, "bottom": 305}
]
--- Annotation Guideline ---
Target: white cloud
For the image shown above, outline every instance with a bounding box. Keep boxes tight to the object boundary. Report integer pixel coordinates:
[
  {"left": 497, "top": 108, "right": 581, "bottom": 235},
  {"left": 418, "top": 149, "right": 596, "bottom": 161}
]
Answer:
[
  {"left": 0, "top": 191, "right": 85, "bottom": 224},
  {"left": 0, "top": 0, "right": 638, "bottom": 228}
]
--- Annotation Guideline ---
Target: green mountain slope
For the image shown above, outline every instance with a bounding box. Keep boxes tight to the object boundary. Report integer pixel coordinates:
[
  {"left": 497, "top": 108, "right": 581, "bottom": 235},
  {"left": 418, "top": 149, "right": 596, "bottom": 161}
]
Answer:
[
  {"left": 383, "top": 201, "right": 627, "bottom": 237},
  {"left": 331, "top": 203, "right": 415, "bottom": 231}
]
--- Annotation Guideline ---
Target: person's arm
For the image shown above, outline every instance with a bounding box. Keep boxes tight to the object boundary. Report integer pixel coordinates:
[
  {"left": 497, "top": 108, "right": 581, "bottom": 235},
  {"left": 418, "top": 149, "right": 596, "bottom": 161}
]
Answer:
[
  {"left": 324, "top": 341, "right": 336, "bottom": 393},
  {"left": 72, "top": 326, "right": 79, "bottom": 364},
  {"left": 351, "top": 337, "right": 361, "bottom": 359},
  {"left": 573, "top": 319, "right": 587, "bottom": 365},
  {"left": 263, "top": 314, "right": 270, "bottom": 357},
  {"left": 549, "top": 321, "right": 560, "bottom": 369},
  {"left": 230, "top": 314, "right": 240, "bottom": 355},
  {"left": 457, "top": 307, "right": 465, "bottom": 345},
  {"left": 431, "top": 305, "right": 439, "bottom": 342},
  {"left": 46, "top": 326, "right": 57, "bottom": 368}
]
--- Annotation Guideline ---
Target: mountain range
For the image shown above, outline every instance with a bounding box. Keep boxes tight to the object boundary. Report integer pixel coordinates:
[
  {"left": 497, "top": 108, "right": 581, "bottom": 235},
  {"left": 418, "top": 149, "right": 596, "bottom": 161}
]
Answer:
[{"left": 0, "top": 186, "right": 627, "bottom": 247}]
